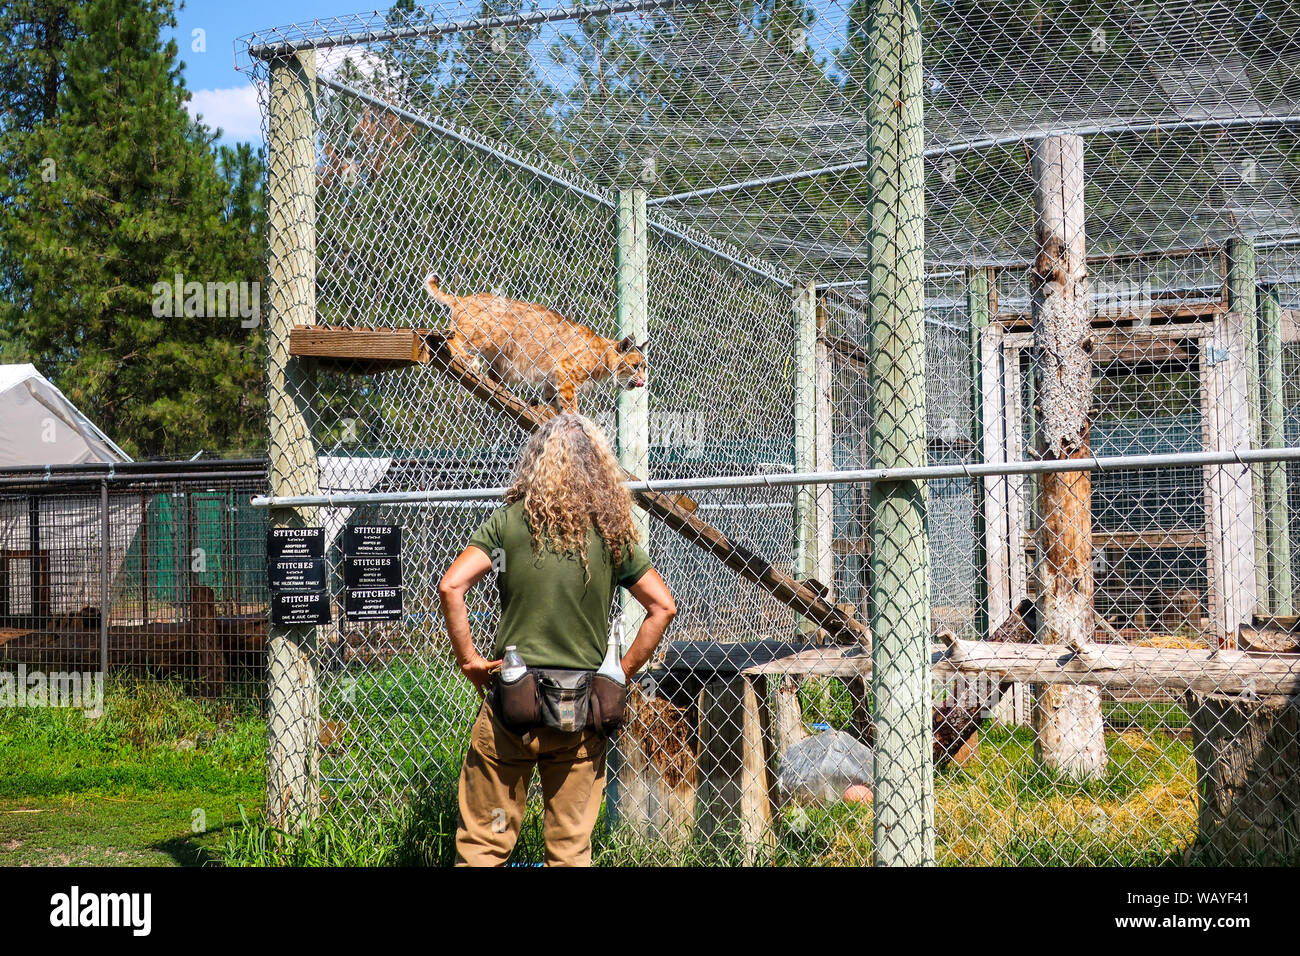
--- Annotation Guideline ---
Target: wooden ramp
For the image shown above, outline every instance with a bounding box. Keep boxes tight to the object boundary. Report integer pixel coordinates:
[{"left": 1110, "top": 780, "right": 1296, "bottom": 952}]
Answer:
[{"left": 421, "top": 331, "right": 872, "bottom": 647}]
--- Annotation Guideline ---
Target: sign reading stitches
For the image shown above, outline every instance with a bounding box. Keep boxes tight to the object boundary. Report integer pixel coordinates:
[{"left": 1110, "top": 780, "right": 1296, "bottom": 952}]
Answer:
[
  {"left": 267, "top": 527, "right": 330, "bottom": 626},
  {"left": 343, "top": 524, "right": 404, "bottom": 622}
]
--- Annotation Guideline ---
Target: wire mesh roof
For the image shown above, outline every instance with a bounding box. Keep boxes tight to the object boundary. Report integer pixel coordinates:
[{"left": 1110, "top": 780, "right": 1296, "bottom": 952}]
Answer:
[{"left": 238, "top": 0, "right": 1300, "bottom": 289}]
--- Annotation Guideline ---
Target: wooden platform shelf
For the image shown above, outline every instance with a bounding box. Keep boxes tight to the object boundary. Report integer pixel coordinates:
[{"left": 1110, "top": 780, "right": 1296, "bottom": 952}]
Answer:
[{"left": 288, "top": 325, "right": 451, "bottom": 372}]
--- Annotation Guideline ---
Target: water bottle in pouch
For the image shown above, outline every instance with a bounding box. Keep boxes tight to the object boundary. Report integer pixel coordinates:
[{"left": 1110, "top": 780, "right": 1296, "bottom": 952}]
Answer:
[
  {"left": 597, "top": 618, "right": 626, "bottom": 684},
  {"left": 501, "top": 645, "right": 526, "bottom": 683}
]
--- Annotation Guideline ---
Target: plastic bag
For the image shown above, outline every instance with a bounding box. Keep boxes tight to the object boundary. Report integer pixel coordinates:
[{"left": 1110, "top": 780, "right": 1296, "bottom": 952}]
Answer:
[{"left": 777, "top": 730, "right": 874, "bottom": 806}]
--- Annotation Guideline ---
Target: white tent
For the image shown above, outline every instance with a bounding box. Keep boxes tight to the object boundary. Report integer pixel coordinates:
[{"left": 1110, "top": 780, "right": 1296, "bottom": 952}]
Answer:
[
  {"left": 0, "top": 364, "right": 131, "bottom": 467},
  {"left": 0, "top": 364, "right": 137, "bottom": 617}
]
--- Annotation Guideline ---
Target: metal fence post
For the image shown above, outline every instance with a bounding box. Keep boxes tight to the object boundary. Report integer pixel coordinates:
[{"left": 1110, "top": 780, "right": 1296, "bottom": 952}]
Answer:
[
  {"left": 265, "top": 48, "right": 321, "bottom": 831},
  {"left": 100, "top": 480, "right": 110, "bottom": 682},
  {"left": 617, "top": 183, "right": 650, "bottom": 645},
  {"left": 864, "top": 0, "right": 933, "bottom": 866}
]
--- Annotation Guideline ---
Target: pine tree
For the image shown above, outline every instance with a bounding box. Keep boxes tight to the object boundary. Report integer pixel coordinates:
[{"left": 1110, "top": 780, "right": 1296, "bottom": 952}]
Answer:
[
  {"left": 0, "top": 1, "right": 79, "bottom": 361},
  {"left": 0, "top": 0, "right": 266, "bottom": 458}
]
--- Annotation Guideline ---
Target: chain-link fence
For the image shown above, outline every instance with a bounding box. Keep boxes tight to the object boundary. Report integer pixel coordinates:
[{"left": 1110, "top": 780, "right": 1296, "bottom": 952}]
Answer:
[
  {"left": 240, "top": 0, "right": 1300, "bottom": 865},
  {"left": 0, "top": 462, "right": 270, "bottom": 701}
]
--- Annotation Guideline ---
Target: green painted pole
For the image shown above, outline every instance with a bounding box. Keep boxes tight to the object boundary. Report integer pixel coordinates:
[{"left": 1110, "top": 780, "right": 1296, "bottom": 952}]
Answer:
[
  {"left": 1260, "top": 286, "right": 1294, "bottom": 614},
  {"left": 864, "top": 0, "right": 933, "bottom": 866},
  {"left": 265, "top": 49, "right": 322, "bottom": 831},
  {"left": 616, "top": 184, "right": 650, "bottom": 645},
  {"left": 967, "top": 267, "right": 990, "bottom": 642},
  {"left": 1227, "top": 238, "right": 1267, "bottom": 610}
]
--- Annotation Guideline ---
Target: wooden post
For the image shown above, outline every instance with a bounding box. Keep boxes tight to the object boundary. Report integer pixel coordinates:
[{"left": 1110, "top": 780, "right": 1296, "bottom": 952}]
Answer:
[
  {"left": 696, "top": 675, "right": 775, "bottom": 861},
  {"left": 864, "top": 0, "right": 933, "bottom": 865},
  {"left": 1203, "top": 308, "right": 1257, "bottom": 645},
  {"left": 616, "top": 184, "right": 650, "bottom": 645},
  {"left": 1260, "top": 287, "right": 1293, "bottom": 614},
  {"left": 794, "top": 281, "right": 834, "bottom": 636},
  {"left": 967, "top": 267, "right": 991, "bottom": 642},
  {"left": 794, "top": 279, "right": 817, "bottom": 585},
  {"left": 1028, "top": 134, "right": 1107, "bottom": 780},
  {"left": 1188, "top": 692, "right": 1300, "bottom": 864},
  {"left": 265, "top": 49, "right": 322, "bottom": 831},
  {"left": 1228, "top": 238, "right": 1268, "bottom": 611}
]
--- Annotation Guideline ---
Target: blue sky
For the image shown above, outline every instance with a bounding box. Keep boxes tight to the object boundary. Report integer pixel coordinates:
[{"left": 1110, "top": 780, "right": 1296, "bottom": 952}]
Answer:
[
  {"left": 167, "top": 0, "right": 372, "bottom": 146},
  {"left": 168, "top": 0, "right": 852, "bottom": 148}
]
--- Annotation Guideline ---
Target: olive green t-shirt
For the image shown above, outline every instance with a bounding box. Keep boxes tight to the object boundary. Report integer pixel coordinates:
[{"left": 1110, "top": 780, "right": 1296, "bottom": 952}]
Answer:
[{"left": 467, "top": 501, "right": 653, "bottom": 670}]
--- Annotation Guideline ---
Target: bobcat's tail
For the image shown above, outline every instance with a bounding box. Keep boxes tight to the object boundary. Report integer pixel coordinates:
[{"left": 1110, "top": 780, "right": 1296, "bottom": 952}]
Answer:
[{"left": 423, "top": 272, "right": 455, "bottom": 305}]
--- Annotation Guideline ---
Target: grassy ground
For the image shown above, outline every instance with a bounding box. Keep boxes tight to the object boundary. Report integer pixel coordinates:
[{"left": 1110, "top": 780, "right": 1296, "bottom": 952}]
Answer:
[
  {"left": 0, "top": 670, "right": 1203, "bottom": 866},
  {"left": 0, "top": 678, "right": 263, "bottom": 866}
]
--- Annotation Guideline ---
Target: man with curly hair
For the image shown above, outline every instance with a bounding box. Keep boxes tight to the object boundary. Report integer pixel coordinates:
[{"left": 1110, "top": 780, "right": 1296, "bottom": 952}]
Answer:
[{"left": 439, "top": 413, "right": 677, "bottom": 866}]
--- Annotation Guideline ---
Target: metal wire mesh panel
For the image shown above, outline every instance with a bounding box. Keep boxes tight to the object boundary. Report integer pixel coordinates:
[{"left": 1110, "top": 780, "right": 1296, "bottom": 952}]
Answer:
[
  {"left": 242, "top": 0, "right": 1300, "bottom": 865},
  {"left": 0, "top": 470, "right": 269, "bottom": 702}
]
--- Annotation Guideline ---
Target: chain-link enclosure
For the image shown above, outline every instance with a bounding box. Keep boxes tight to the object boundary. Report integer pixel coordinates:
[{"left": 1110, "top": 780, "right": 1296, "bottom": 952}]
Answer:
[
  {"left": 0, "top": 464, "right": 270, "bottom": 701},
  {"left": 240, "top": 0, "right": 1300, "bottom": 865}
]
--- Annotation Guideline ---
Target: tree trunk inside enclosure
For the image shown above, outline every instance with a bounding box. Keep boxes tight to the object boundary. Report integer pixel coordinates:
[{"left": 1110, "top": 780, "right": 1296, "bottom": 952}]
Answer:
[
  {"left": 1029, "top": 135, "right": 1107, "bottom": 780},
  {"left": 1188, "top": 692, "right": 1300, "bottom": 864}
]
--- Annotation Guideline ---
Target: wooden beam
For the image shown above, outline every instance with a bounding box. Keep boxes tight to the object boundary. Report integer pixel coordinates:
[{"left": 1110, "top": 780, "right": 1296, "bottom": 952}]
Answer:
[
  {"left": 743, "top": 638, "right": 1300, "bottom": 697},
  {"left": 288, "top": 325, "right": 441, "bottom": 369},
  {"left": 426, "top": 335, "right": 873, "bottom": 646}
]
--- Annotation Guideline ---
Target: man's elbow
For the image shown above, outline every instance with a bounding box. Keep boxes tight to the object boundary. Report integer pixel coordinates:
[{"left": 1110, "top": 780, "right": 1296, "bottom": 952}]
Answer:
[
  {"left": 660, "top": 597, "right": 678, "bottom": 621},
  {"left": 437, "top": 575, "right": 459, "bottom": 602}
]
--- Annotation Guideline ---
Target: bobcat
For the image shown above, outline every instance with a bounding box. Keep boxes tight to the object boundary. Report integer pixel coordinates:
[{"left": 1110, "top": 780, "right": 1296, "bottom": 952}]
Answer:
[{"left": 424, "top": 273, "right": 647, "bottom": 412}]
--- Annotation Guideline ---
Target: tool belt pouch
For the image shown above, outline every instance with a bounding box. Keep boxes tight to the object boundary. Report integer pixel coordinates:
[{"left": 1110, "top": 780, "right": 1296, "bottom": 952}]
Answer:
[
  {"left": 495, "top": 671, "right": 541, "bottom": 732},
  {"left": 588, "top": 674, "right": 628, "bottom": 734},
  {"left": 535, "top": 668, "right": 591, "bottom": 733}
]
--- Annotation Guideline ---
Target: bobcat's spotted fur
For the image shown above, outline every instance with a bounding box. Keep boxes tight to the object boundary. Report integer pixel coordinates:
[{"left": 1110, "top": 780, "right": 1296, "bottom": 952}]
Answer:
[{"left": 424, "top": 274, "right": 646, "bottom": 412}]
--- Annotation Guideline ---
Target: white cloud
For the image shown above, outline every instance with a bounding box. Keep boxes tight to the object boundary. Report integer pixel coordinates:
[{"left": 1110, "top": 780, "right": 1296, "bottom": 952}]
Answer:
[{"left": 187, "top": 85, "right": 264, "bottom": 143}]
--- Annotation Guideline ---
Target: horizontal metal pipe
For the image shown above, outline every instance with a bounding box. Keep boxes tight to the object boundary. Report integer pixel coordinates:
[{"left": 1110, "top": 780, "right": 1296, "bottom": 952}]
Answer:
[
  {"left": 0, "top": 471, "right": 268, "bottom": 489},
  {"left": 249, "top": 445, "right": 1300, "bottom": 508},
  {"left": 247, "top": 0, "right": 695, "bottom": 59},
  {"left": 0, "top": 458, "right": 267, "bottom": 476}
]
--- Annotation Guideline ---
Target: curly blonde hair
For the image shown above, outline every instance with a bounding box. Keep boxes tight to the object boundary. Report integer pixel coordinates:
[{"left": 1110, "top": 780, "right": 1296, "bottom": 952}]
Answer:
[{"left": 504, "top": 413, "right": 640, "bottom": 583}]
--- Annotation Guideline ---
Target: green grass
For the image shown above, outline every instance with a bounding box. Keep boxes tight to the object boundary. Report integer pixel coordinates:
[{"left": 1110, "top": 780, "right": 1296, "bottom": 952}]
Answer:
[
  {"left": 0, "top": 677, "right": 264, "bottom": 866},
  {"left": 0, "top": 668, "right": 1220, "bottom": 867}
]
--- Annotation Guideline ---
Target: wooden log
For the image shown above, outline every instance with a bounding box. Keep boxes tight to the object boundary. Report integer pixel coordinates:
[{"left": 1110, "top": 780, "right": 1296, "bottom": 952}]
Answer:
[
  {"left": 770, "top": 674, "right": 810, "bottom": 758},
  {"left": 743, "top": 638, "right": 1300, "bottom": 697},
  {"left": 1187, "top": 691, "right": 1300, "bottom": 864},
  {"left": 427, "top": 336, "right": 872, "bottom": 646},
  {"left": 1029, "top": 133, "right": 1107, "bottom": 780}
]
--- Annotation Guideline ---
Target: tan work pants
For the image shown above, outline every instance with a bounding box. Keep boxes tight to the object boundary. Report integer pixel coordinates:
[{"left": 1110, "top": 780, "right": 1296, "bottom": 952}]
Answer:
[{"left": 455, "top": 699, "right": 606, "bottom": 866}]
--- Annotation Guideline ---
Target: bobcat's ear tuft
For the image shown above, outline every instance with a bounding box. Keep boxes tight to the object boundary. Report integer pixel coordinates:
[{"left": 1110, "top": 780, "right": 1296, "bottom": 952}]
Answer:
[
  {"left": 637, "top": 338, "right": 649, "bottom": 352},
  {"left": 424, "top": 273, "right": 442, "bottom": 297},
  {"left": 616, "top": 334, "right": 636, "bottom": 352}
]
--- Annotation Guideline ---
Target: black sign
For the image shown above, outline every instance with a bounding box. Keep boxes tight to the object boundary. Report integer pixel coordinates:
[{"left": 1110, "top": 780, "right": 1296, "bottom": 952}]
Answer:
[
  {"left": 267, "top": 527, "right": 325, "bottom": 560},
  {"left": 269, "top": 557, "right": 326, "bottom": 591},
  {"left": 343, "top": 524, "right": 402, "bottom": 557},
  {"left": 345, "top": 587, "right": 404, "bottom": 622},
  {"left": 344, "top": 555, "right": 402, "bottom": 589},
  {"left": 271, "top": 590, "right": 332, "bottom": 626}
]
